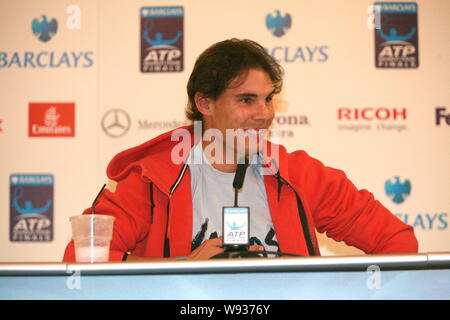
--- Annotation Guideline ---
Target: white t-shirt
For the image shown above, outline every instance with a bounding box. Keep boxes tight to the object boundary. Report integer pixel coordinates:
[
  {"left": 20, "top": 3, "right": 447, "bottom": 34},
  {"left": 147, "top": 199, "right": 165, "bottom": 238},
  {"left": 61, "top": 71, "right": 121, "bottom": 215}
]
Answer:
[{"left": 187, "top": 143, "right": 279, "bottom": 256}]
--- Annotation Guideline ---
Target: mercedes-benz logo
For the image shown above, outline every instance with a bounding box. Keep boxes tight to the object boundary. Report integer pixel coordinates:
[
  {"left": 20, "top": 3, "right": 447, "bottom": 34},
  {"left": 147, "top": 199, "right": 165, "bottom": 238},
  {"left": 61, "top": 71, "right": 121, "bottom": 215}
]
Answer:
[{"left": 101, "top": 109, "right": 131, "bottom": 138}]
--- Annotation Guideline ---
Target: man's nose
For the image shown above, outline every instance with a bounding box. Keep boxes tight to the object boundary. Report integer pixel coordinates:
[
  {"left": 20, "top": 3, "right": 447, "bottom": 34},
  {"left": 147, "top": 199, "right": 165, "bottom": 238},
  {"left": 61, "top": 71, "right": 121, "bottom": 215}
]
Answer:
[{"left": 252, "top": 99, "right": 273, "bottom": 121}]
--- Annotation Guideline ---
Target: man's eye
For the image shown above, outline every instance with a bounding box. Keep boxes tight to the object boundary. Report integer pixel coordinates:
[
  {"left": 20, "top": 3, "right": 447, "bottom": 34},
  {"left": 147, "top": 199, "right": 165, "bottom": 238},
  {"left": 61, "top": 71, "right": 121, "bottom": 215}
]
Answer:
[
  {"left": 266, "top": 96, "right": 273, "bottom": 103},
  {"left": 240, "top": 98, "right": 253, "bottom": 104}
]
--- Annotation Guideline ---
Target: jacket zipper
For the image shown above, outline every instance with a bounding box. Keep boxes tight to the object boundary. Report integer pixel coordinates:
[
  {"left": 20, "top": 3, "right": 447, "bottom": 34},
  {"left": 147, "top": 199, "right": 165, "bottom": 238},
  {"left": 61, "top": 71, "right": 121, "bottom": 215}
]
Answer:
[
  {"left": 149, "top": 182, "right": 155, "bottom": 224},
  {"left": 262, "top": 155, "right": 317, "bottom": 256},
  {"left": 275, "top": 174, "right": 317, "bottom": 256},
  {"left": 163, "top": 162, "right": 190, "bottom": 257}
]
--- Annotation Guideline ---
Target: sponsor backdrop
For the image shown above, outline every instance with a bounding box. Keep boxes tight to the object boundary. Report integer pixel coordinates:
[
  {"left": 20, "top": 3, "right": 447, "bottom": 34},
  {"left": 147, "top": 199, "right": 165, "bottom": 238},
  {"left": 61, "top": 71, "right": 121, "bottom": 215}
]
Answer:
[{"left": 0, "top": 0, "right": 448, "bottom": 262}]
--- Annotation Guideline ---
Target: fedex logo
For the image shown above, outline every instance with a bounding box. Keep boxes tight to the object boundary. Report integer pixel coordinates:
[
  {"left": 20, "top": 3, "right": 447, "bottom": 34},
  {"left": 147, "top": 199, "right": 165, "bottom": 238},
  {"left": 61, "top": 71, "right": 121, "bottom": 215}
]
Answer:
[{"left": 435, "top": 107, "right": 450, "bottom": 126}]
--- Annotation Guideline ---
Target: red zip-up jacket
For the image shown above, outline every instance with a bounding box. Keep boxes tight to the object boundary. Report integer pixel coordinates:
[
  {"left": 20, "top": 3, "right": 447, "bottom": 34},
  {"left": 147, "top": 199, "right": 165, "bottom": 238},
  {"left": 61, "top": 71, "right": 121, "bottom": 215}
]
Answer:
[{"left": 63, "top": 126, "right": 418, "bottom": 261}]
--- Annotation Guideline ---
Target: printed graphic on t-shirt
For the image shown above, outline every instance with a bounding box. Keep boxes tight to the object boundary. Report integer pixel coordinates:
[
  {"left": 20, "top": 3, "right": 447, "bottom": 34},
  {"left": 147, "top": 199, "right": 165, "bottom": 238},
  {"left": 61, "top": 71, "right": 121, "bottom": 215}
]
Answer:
[{"left": 188, "top": 142, "right": 279, "bottom": 257}]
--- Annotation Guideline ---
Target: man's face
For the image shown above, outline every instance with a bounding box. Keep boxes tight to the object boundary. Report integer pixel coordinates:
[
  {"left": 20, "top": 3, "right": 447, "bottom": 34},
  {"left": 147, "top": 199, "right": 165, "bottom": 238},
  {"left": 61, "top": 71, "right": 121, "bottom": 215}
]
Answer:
[{"left": 202, "top": 68, "right": 276, "bottom": 162}]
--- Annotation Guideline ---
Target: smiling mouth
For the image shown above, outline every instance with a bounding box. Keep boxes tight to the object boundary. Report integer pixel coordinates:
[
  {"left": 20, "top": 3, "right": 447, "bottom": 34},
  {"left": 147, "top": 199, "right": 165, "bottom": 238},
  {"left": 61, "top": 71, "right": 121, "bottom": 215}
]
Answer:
[{"left": 243, "top": 128, "right": 266, "bottom": 134}]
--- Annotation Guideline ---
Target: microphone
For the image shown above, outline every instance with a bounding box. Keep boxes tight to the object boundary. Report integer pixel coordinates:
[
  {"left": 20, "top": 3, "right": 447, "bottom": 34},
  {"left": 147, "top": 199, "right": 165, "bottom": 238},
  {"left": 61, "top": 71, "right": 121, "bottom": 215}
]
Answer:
[
  {"left": 232, "top": 157, "right": 249, "bottom": 190},
  {"left": 233, "top": 157, "right": 249, "bottom": 207}
]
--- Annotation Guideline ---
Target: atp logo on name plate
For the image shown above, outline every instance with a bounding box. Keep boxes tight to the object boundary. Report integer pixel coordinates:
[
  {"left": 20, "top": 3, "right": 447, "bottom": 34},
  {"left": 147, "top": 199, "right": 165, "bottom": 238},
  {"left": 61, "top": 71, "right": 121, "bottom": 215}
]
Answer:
[
  {"left": 140, "top": 6, "right": 184, "bottom": 73},
  {"left": 223, "top": 207, "right": 249, "bottom": 245},
  {"left": 10, "top": 174, "right": 54, "bottom": 242}
]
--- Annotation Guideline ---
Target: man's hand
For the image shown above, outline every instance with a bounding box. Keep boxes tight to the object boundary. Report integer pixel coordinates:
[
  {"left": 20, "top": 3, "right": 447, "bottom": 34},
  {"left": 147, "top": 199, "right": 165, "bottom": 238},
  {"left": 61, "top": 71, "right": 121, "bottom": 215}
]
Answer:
[
  {"left": 125, "top": 237, "right": 264, "bottom": 261},
  {"left": 188, "top": 237, "right": 263, "bottom": 260},
  {"left": 188, "top": 237, "right": 225, "bottom": 260}
]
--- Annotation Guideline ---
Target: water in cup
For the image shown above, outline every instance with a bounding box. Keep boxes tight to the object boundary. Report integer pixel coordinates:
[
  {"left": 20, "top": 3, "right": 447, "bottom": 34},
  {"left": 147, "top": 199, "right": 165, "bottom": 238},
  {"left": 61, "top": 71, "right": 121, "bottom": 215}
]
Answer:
[{"left": 70, "top": 214, "right": 115, "bottom": 263}]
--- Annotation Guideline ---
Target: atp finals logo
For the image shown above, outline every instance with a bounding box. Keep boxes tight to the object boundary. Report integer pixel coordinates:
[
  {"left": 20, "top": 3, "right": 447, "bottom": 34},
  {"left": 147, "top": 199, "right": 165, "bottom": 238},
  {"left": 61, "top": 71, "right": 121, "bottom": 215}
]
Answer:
[
  {"left": 374, "top": 2, "right": 419, "bottom": 68},
  {"left": 140, "top": 6, "right": 184, "bottom": 72},
  {"left": 10, "top": 174, "right": 54, "bottom": 242}
]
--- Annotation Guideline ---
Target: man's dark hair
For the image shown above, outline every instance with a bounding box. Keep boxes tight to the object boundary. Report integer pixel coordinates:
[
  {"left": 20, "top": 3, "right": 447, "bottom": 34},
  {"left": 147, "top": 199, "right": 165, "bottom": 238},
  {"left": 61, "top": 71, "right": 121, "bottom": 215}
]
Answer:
[{"left": 186, "top": 38, "right": 284, "bottom": 121}]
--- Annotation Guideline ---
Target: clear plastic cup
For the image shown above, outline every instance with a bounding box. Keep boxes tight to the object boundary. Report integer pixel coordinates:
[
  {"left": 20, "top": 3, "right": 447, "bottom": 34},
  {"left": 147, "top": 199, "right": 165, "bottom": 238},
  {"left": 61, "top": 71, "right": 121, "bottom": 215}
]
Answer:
[{"left": 70, "top": 214, "right": 115, "bottom": 263}]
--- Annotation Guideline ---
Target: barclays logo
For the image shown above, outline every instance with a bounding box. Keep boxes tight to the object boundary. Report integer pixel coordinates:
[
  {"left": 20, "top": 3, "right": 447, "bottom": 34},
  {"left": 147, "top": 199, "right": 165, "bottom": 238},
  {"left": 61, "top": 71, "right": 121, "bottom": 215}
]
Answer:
[
  {"left": 266, "top": 10, "right": 292, "bottom": 37},
  {"left": 396, "top": 213, "right": 448, "bottom": 231},
  {"left": 0, "top": 10, "right": 93, "bottom": 69},
  {"left": 264, "top": 11, "right": 329, "bottom": 64},
  {"left": 32, "top": 15, "right": 58, "bottom": 42},
  {"left": 385, "top": 176, "right": 411, "bottom": 204}
]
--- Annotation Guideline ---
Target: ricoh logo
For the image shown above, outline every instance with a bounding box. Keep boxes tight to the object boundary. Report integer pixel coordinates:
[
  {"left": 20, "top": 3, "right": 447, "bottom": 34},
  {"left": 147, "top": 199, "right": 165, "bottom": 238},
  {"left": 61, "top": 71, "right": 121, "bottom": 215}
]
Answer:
[
  {"left": 435, "top": 107, "right": 450, "bottom": 126},
  {"left": 264, "top": 10, "right": 329, "bottom": 64},
  {"left": 338, "top": 107, "right": 407, "bottom": 121},
  {"left": 0, "top": 6, "right": 94, "bottom": 69},
  {"left": 337, "top": 107, "right": 407, "bottom": 132}
]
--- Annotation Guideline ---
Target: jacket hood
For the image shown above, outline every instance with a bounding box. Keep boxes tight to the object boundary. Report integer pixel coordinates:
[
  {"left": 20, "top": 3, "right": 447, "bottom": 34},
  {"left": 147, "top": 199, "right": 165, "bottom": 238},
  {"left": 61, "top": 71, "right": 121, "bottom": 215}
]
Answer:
[{"left": 106, "top": 125, "right": 290, "bottom": 194}]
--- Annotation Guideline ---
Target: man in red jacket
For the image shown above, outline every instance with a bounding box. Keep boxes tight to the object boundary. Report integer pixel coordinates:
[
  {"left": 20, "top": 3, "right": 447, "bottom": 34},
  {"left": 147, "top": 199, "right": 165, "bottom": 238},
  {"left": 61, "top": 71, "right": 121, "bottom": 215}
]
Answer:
[{"left": 63, "top": 39, "right": 418, "bottom": 262}]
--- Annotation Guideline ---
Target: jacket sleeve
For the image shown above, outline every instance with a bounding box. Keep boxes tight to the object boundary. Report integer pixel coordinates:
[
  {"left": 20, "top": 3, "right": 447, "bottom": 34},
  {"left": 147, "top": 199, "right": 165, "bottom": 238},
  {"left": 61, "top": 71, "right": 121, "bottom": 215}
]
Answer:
[
  {"left": 295, "top": 152, "right": 418, "bottom": 254},
  {"left": 62, "top": 169, "right": 151, "bottom": 262}
]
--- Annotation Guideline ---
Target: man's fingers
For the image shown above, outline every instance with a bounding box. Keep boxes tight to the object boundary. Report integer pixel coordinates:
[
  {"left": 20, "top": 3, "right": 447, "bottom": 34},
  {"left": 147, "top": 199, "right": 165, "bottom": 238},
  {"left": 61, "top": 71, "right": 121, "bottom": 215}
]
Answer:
[
  {"left": 249, "top": 245, "right": 264, "bottom": 252},
  {"left": 189, "top": 237, "right": 225, "bottom": 260}
]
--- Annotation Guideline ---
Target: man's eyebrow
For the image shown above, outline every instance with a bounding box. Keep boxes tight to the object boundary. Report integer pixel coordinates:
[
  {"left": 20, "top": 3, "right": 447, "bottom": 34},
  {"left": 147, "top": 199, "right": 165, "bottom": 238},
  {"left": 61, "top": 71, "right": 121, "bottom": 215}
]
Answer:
[
  {"left": 235, "top": 93, "right": 258, "bottom": 98},
  {"left": 266, "top": 89, "right": 277, "bottom": 97},
  {"left": 235, "top": 90, "right": 276, "bottom": 98}
]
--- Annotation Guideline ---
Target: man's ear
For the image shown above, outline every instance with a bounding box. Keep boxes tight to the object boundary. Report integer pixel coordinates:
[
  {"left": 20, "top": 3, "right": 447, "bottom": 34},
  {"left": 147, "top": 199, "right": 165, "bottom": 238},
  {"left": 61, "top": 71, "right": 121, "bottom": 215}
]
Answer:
[{"left": 194, "top": 92, "right": 214, "bottom": 116}]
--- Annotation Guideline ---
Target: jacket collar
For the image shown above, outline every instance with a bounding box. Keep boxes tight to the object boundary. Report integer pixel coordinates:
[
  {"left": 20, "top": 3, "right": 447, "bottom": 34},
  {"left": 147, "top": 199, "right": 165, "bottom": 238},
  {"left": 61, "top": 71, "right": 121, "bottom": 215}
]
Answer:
[{"left": 106, "top": 125, "right": 291, "bottom": 194}]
